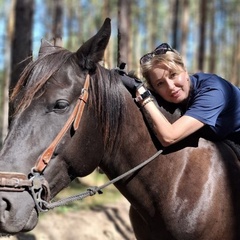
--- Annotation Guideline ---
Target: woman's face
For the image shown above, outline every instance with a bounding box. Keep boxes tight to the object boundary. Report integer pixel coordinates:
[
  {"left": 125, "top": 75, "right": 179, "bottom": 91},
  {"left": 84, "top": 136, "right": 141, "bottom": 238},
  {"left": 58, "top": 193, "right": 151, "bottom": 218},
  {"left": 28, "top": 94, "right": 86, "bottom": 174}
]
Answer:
[{"left": 148, "top": 64, "right": 190, "bottom": 104}]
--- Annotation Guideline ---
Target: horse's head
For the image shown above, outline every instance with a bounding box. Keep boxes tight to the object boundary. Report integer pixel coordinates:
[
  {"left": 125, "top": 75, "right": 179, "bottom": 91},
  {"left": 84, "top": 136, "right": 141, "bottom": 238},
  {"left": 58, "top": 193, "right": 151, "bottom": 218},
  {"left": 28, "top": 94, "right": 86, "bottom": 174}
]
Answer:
[{"left": 0, "top": 18, "right": 125, "bottom": 234}]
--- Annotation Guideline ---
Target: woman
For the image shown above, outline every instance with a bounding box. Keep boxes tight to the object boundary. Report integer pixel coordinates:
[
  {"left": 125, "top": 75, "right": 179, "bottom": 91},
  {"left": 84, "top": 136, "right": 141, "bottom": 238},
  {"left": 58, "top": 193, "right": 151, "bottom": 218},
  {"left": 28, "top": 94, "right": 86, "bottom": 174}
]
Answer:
[{"left": 120, "top": 43, "right": 240, "bottom": 147}]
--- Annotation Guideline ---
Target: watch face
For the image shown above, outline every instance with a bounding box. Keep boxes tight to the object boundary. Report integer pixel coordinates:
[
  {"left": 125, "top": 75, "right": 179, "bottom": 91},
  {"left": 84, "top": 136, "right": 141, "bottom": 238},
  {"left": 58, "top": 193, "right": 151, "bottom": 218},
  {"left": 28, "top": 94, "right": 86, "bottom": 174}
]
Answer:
[{"left": 137, "top": 86, "right": 147, "bottom": 94}]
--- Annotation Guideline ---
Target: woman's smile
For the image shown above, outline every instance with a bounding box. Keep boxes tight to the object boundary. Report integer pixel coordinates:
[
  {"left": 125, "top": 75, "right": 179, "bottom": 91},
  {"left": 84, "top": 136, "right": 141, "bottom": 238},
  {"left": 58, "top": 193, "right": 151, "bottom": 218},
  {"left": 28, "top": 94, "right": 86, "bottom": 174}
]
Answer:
[{"left": 171, "top": 89, "right": 181, "bottom": 98}]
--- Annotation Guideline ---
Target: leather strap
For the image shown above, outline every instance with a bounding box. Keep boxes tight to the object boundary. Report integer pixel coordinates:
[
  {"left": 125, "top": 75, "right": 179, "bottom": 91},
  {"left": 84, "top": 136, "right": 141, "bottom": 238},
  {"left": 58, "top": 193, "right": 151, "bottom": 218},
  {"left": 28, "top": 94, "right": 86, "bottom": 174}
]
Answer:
[
  {"left": 34, "top": 74, "right": 90, "bottom": 173},
  {"left": 0, "top": 172, "right": 32, "bottom": 191},
  {"left": 73, "top": 75, "right": 89, "bottom": 130}
]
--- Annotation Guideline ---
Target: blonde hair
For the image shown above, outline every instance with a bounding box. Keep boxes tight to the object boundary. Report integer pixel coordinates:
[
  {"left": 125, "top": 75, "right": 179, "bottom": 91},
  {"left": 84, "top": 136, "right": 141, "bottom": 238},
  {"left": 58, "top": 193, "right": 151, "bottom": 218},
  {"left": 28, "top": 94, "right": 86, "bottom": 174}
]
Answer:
[{"left": 141, "top": 49, "right": 186, "bottom": 90}]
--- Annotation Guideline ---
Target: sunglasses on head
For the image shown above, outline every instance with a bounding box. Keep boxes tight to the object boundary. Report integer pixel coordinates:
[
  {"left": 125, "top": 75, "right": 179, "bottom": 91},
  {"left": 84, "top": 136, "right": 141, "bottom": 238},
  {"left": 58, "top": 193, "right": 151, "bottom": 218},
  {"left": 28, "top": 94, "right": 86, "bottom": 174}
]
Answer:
[{"left": 140, "top": 43, "right": 174, "bottom": 65}]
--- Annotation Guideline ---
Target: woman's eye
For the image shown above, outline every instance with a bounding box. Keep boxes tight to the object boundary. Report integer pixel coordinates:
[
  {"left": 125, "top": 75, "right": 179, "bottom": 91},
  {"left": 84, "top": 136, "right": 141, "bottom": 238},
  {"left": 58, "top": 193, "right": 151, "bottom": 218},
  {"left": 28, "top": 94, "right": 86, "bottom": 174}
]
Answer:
[
  {"left": 156, "top": 82, "right": 163, "bottom": 87},
  {"left": 53, "top": 100, "right": 69, "bottom": 111},
  {"left": 170, "top": 72, "right": 177, "bottom": 79}
]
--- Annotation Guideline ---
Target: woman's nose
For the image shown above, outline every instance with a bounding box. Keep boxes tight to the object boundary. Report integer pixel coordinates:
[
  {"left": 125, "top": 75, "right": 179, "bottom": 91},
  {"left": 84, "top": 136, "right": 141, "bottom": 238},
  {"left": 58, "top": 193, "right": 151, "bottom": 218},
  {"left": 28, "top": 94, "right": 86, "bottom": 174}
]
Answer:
[{"left": 166, "top": 78, "right": 175, "bottom": 90}]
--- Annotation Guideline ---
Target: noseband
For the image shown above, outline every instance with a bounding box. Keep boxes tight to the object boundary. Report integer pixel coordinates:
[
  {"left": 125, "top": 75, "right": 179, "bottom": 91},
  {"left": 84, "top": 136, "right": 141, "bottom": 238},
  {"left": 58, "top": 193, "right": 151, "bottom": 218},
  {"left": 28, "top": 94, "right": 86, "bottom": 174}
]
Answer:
[{"left": 0, "top": 74, "right": 90, "bottom": 212}]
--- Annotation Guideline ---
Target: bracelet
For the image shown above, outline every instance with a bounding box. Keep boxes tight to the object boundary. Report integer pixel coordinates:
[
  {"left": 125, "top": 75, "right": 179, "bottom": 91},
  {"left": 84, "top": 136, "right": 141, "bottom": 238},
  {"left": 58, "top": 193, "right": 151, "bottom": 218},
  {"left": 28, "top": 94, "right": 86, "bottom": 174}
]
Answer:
[{"left": 140, "top": 98, "right": 154, "bottom": 108}]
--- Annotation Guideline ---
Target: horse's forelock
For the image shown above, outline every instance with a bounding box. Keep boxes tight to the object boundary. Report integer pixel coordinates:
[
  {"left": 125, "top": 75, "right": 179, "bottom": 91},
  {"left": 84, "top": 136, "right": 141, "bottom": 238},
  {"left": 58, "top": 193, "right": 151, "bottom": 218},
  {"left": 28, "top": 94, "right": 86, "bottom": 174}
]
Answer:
[{"left": 11, "top": 49, "right": 73, "bottom": 115}]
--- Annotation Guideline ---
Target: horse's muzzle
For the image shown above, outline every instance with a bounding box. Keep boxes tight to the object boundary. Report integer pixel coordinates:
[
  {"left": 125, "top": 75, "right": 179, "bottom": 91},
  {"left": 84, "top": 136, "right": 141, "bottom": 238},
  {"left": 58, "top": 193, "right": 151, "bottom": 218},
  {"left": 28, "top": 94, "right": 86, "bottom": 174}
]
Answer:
[{"left": 0, "top": 171, "right": 51, "bottom": 213}]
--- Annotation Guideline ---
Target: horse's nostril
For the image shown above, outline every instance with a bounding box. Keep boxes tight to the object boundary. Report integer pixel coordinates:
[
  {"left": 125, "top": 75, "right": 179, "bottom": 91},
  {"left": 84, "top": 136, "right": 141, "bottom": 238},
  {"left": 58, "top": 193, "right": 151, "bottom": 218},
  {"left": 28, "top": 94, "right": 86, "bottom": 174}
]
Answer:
[
  {"left": 0, "top": 193, "right": 38, "bottom": 233},
  {"left": 0, "top": 197, "right": 11, "bottom": 223},
  {"left": 2, "top": 198, "right": 11, "bottom": 211}
]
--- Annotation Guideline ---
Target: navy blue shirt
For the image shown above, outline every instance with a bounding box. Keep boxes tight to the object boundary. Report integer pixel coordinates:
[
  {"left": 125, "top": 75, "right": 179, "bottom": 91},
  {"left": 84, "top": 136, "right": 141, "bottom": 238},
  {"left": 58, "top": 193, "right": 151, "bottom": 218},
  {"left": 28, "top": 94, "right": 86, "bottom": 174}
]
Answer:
[{"left": 184, "top": 73, "right": 240, "bottom": 140}]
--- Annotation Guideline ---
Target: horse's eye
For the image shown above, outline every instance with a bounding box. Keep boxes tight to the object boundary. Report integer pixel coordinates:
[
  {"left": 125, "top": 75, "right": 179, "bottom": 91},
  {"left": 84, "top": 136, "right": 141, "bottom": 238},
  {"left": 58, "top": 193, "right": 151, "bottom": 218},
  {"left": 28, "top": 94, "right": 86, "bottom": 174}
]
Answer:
[{"left": 53, "top": 100, "right": 69, "bottom": 112}]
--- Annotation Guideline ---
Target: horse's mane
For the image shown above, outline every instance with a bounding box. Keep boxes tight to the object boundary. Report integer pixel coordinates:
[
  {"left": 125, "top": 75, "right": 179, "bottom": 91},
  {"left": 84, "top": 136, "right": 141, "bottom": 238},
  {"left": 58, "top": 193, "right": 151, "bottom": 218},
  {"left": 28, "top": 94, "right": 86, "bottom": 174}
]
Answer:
[
  {"left": 10, "top": 49, "right": 126, "bottom": 156},
  {"left": 89, "top": 65, "right": 126, "bottom": 155}
]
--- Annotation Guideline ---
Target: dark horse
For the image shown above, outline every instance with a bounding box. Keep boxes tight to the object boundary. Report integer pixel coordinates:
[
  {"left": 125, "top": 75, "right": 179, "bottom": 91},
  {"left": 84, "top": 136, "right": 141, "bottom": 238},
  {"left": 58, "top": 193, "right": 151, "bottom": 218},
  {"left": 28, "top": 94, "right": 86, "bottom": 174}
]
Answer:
[{"left": 1, "top": 18, "right": 240, "bottom": 240}]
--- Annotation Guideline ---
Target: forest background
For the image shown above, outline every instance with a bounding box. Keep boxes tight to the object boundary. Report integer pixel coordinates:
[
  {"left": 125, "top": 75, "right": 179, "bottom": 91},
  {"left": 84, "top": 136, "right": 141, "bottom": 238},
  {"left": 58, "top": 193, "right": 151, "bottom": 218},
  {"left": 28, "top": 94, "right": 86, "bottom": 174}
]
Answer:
[{"left": 0, "top": 0, "right": 239, "bottom": 145}]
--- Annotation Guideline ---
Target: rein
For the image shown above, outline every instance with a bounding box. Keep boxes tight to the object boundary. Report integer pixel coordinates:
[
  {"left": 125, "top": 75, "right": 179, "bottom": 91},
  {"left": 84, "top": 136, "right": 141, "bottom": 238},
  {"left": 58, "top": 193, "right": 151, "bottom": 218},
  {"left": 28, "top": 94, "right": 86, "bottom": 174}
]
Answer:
[
  {"left": 0, "top": 73, "right": 163, "bottom": 212},
  {"left": 44, "top": 149, "right": 163, "bottom": 210}
]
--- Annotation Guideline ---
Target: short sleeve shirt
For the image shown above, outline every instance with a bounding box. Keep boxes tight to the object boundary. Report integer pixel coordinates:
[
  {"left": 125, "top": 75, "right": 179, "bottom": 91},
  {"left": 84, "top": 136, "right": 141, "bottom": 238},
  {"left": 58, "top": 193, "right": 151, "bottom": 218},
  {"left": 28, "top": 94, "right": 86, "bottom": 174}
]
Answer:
[{"left": 184, "top": 73, "right": 240, "bottom": 139}]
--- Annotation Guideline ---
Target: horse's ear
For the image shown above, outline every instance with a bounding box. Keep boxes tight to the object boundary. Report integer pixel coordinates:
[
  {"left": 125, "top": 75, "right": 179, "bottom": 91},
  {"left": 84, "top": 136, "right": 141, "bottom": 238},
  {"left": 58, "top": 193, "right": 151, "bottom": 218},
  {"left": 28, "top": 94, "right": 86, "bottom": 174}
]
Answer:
[
  {"left": 38, "top": 39, "right": 53, "bottom": 56},
  {"left": 38, "top": 38, "right": 62, "bottom": 56},
  {"left": 76, "top": 18, "right": 111, "bottom": 71}
]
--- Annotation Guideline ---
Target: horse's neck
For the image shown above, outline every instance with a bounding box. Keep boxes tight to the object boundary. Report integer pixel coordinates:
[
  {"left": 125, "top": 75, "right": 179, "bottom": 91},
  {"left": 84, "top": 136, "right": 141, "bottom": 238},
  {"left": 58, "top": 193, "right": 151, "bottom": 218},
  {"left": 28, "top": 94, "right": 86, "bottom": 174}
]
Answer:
[
  {"left": 101, "top": 93, "right": 182, "bottom": 172},
  {"left": 100, "top": 93, "right": 202, "bottom": 186},
  {"left": 100, "top": 93, "right": 155, "bottom": 165}
]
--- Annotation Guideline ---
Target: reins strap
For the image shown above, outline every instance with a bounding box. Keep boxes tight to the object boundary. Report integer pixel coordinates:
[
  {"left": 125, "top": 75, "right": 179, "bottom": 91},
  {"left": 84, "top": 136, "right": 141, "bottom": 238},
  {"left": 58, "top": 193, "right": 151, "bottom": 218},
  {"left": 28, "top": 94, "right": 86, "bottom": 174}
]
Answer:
[
  {"left": 34, "top": 74, "right": 90, "bottom": 173},
  {"left": 44, "top": 149, "right": 163, "bottom": 210}
]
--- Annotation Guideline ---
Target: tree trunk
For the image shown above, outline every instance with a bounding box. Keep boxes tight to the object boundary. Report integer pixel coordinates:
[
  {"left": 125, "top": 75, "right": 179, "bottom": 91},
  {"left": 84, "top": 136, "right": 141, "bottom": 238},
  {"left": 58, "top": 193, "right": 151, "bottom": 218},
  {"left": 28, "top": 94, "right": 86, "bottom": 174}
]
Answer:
[
  {"left": 117, "top": 0, "right": 130, "bottom": 70},
  {"left": 9, "top": 0, "right": 34, "bottom": 122},
  {"left": 147, "top": 0, "right": 158, "bottom": 51},
  {"left": 172, "top": 0, "right": 180, "bottom": 49},
  {"left": 1, "top": 0, "right": 15, "bottom": 143},
  {"left": 52, "top": 0, "right": 63, "bottom": 39},
  {"left": 180, "top": 0, "right": 189, "bottom": 65},
  {"left": 209, "top": 0, "right": 216, "bottom": 73},
  {"left": 10, "top": 0, "right": 34, "bottom": 94},
  {"left": 103, "top": 0, "right": 111, "bottom": 68},
  {"left": 230, "top": 2, "right": 240, "bottom": 85},
  {"left": 198, "top": 0, "right": 208, "bottom": 71},
  {"left": 9, "top": 0, "right": 34, "bottom": 123}
]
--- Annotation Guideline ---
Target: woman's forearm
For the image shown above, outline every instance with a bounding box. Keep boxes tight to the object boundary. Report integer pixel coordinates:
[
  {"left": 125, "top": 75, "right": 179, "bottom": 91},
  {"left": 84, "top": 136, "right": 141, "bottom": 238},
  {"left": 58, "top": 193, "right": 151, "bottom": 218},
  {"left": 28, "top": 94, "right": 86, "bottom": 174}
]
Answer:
[
  {"left": 140, "top": 99, "right": 204, "bottom": 147},
  {"left": 141, "top": 100, "right": 177, "bottom": 146}
]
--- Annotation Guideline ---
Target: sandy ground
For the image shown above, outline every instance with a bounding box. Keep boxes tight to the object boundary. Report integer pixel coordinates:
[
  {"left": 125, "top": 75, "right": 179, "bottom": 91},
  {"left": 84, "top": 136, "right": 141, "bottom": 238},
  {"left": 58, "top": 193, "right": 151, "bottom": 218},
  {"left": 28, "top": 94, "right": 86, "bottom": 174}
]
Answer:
[{"left": 0, "top": 198, "right": 135, "bottom": 240}]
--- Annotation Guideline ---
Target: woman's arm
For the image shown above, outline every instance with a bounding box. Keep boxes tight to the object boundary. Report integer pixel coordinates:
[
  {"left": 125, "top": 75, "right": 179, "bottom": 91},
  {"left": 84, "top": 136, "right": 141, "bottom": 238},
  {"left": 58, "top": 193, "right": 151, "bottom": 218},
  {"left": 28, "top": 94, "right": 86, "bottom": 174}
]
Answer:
[
  {"left": 119, "top": 73, "right": 205, "bottom": 146},
  {"left": 142, "top": 100, "right": 205, "bottom": 147}
]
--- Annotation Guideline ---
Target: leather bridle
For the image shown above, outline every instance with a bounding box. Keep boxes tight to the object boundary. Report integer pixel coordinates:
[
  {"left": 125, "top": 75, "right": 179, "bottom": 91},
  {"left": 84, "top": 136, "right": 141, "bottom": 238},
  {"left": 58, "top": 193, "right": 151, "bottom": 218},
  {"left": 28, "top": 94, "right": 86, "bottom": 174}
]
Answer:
[
  {"left": 34, "top": 74, "right": 90, "bottom": 173},
  {"left": 0, "top": 74, "right": 90, "bottom": 212}
]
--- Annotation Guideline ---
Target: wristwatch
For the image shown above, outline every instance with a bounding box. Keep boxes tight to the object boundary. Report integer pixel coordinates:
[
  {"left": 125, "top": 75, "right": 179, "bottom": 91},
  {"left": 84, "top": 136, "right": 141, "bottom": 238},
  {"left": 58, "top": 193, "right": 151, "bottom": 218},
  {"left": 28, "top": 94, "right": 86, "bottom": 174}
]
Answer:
[{"left": 135, "top": 85, "right": 151, "bottom": 102}]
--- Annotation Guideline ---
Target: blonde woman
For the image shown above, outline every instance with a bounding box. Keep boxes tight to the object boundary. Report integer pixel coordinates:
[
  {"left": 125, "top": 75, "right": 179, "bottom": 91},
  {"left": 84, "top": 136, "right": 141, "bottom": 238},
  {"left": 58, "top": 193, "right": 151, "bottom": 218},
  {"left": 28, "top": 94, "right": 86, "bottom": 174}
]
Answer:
[{"left": 120, "top": 43, "right": 240, "bottom": 147}]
